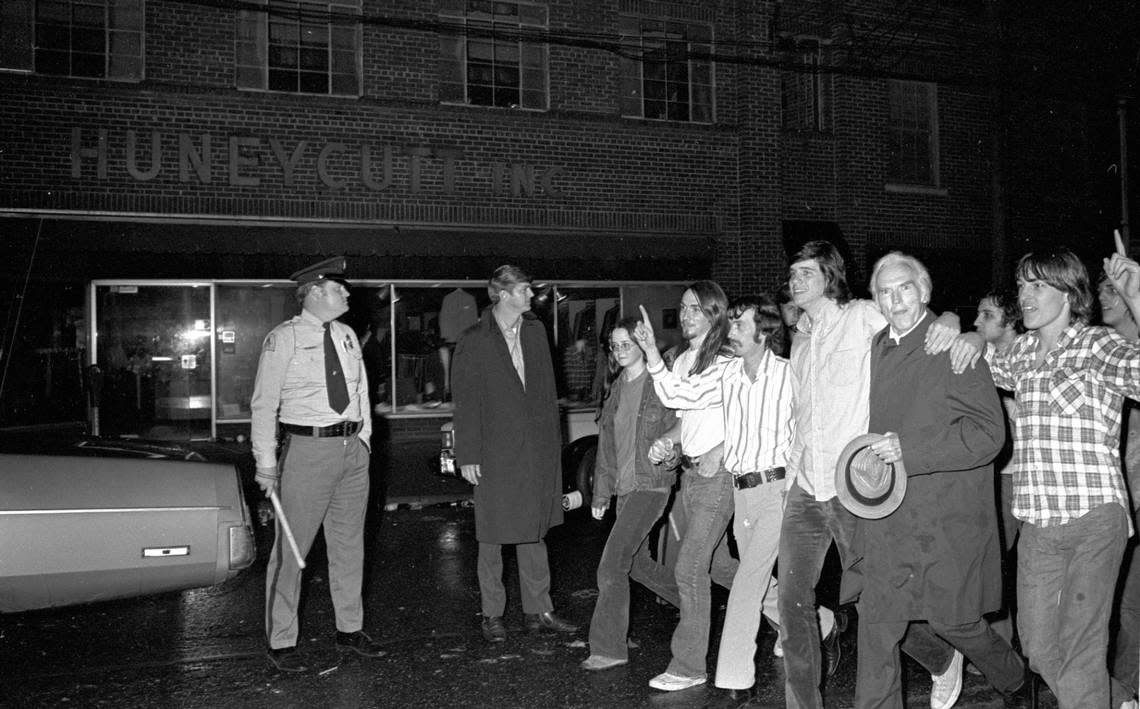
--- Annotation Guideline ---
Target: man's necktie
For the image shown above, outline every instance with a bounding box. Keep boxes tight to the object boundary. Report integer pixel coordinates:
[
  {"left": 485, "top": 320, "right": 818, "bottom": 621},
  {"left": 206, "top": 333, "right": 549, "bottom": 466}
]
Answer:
[{"left": 324, "top": 323, "right": 349, "bottom": 414}]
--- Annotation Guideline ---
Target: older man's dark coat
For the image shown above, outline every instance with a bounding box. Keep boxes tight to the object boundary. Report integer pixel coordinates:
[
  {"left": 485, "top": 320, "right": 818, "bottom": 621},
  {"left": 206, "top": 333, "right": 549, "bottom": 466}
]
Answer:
[
  {"left": 452, "top": 308, "right": 563, "bottom": 544},
  {"left": 854, "top": 311, "right": 1005, "bottom": 624}
]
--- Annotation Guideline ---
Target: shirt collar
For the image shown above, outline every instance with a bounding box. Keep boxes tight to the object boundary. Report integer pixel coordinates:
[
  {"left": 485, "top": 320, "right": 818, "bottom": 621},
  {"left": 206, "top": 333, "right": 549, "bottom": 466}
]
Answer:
[
  {"left": 798, "top": 298, "right": 840, "bottom": 335},
  {"left": 888, "top": 311, "right": 930, "bottom": 344},
  {"left": 300, "top": 309, "right": 324, "bottom": 327}
]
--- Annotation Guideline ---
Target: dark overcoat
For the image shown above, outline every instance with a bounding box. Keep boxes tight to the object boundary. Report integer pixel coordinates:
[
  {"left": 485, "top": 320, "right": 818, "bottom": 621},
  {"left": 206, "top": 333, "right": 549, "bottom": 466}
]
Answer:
[
  {"left": 452, "top": 308, "right": 563, "bottom": 544},
  {"left": 853, "top": 312, "right": 1005, "bottom": 624}
]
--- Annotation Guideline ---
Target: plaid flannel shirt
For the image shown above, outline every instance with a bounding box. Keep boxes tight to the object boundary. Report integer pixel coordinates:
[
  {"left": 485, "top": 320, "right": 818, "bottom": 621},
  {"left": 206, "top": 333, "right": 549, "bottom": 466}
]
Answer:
[{"left": 990, "top": 322, "right": 1140, "bottom": 528}]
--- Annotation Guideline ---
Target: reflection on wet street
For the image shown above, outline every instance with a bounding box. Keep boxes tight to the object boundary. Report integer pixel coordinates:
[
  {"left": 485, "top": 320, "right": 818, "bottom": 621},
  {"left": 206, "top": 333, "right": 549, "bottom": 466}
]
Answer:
[{"left": 1, "top": 499, "right": 1049, "bottom": 708}]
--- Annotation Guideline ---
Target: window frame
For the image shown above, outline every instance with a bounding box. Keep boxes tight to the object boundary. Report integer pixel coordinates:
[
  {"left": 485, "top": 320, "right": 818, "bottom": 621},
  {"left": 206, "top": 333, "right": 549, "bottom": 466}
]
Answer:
[
  {"left": 618, "top": 15, "right": 714, "bottom": 124},
  {"left": 781, "top": 37, "right": 831, "bottom": 133},
  {"left": 236, "top": 0, "right": 362, "bottom": 98},
  {"left": 886, "top": 79, "right": 941, "bottom": 189},
  {"left": 438, "top": 0, "right": 550, "bottom": 112},
  {"left": 0, "top": 0, "right": 144, "bottom": 81}
]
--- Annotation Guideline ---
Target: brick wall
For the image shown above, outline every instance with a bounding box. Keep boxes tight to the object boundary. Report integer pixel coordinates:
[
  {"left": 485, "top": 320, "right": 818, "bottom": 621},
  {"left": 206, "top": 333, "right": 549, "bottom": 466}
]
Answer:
[{"left": 0, "top": 0, "right": 1036, "bottom": 304}]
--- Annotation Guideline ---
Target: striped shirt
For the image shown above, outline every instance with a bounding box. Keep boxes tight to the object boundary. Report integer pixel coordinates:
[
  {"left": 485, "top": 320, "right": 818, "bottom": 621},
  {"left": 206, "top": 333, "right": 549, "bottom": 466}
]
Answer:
[
  {"left": 990, "top": 322, "right": 1140, "bottom": 528},
  {"left": 647, "top": 350, "right": 794, "bottom": 475},
  {"left": 655, "top": 347, "right": 728, "bottom": 458}
]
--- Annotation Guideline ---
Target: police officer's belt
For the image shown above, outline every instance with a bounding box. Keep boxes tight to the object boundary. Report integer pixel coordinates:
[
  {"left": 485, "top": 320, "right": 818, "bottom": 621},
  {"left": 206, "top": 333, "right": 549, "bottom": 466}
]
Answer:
[
  {"left": 733, "top": 467, "right": 786, "bottom": 489},
  {"left": 282, "top": 421, "right": 362, "bottom": 437}
]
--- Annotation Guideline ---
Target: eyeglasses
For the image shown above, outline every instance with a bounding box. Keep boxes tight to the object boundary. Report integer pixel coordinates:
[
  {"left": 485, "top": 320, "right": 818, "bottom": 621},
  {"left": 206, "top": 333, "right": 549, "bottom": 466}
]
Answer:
[{"left": 609, "top": 342, "right": 637, "bottom": 353}]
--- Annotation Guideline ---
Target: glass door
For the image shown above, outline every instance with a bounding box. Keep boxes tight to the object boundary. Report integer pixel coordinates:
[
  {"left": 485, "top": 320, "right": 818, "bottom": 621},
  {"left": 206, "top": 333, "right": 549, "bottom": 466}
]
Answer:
[{"left": 91, "top": 283, "right": 213, "bottom": 440}]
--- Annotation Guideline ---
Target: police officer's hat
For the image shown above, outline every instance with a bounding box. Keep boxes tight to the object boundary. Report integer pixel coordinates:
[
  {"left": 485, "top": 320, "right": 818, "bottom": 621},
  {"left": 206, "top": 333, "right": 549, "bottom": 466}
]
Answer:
[{"left": 290, "top": 256, "right": 348, "bottom": 286}]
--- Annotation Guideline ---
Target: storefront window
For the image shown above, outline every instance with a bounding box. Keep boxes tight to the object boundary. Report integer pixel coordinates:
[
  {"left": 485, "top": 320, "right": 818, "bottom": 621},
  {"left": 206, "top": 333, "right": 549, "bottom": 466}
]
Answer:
[
  {"left": 76, "top": 279, "right": 687, "bottom": 440},
  {"left": 215, "top": 284, "right": 295, "bottom": 421}
]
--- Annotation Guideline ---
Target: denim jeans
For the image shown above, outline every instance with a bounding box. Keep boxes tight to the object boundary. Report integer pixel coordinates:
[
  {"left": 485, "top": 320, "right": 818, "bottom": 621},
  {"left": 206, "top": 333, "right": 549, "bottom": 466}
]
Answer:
[
  {"left": 778, "top": 482, "right": 858, "bottom": 709},
  {"left": 587, "top": 489, "right": 670, "bottom": 660},
  {"left": 664, "top": 468, "right": 735, "bottom": 679},
  {"left": 1018, "top": 502, "right": 1128, "bottom": 709},
  {"left": 1112, "top": 506, "right": 1140, "bottom": 706},
  {"left": 714, "top": 481, "right": 784, "bottom": 689}
]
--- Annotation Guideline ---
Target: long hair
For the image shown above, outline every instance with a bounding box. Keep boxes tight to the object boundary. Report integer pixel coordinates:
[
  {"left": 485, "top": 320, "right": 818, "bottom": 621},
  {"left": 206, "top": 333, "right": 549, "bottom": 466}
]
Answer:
[
  {"left": 600, "top": 316, "right": 644, "bottom": 404},
  {"left": 677, "top": 280, "right": 732, "bottom": 375},
  {"left": 1015, "top": 249, "right": 1093, "bottom": 326},
  {"left": 729, "top": 294, "right": 786, "bottom": 356},
  {"left": 791, "top": 240, "right": 852, "bottom": 306}
]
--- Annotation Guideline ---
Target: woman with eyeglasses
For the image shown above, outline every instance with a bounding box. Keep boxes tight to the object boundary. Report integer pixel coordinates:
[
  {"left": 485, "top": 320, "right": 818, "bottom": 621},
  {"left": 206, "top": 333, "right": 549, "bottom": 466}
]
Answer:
[{"left": 581, "top": 316, "right": 680, "bottom": 671}]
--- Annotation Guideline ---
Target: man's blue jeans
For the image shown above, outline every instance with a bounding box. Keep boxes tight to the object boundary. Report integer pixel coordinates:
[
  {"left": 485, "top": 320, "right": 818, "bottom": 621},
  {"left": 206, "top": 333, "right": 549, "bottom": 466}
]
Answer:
[
  {"left": 663, "top": 468, "right": 735, "bottom": 679},
  {"left": 778, "top": 482, "right": 858, "bottom": 709},
  {"left": 1018, "top": 502, "right": 1128, "bottom": 709},
  {"left": 587, "top": 489, "right": 670, "bottom": 661}
]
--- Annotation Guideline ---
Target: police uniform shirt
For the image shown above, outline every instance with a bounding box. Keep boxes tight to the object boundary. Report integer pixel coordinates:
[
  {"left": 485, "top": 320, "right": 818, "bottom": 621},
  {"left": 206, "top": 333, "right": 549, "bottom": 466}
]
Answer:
[{"left": 250, "top": 309, "right": 371, "bottom": 469}]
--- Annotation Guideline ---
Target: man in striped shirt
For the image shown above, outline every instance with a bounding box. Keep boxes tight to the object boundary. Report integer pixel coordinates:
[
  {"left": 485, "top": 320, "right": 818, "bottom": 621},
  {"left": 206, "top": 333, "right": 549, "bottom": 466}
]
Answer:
[
  {"left": 635, "top": 294, "right": 838, "bottom": 697},
  {"left": 986, "top": 239, "right": 1140, "bottom": 709}
]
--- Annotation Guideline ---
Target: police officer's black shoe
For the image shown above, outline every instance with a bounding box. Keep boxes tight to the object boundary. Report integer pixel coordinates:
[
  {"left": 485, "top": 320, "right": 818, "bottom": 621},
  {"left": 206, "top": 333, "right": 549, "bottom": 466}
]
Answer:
[
  {"left": 266, "top": 646, "right": 308, "bottom": 673},
  {"left": 525, "top": 611, "right": 578, "bottom": 633},
  {"left": 335, "top": 630, "right": 386, "bottom": 657}
]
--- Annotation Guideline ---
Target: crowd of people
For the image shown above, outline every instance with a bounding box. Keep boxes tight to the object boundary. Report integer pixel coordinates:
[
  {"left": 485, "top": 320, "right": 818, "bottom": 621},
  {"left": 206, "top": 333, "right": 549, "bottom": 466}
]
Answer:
[{"left": 250, "top": 237, "right": 1140, "bottom": 708}]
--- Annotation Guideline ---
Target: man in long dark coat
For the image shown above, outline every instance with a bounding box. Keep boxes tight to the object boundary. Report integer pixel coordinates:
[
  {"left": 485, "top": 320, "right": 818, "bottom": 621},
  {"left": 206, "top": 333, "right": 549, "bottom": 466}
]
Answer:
[
  {"left": 850, "top": 252, "right": 1031, "bottom": 709},
  {"left": 452, "top": 264, "right": 577, "bottom": 643}
]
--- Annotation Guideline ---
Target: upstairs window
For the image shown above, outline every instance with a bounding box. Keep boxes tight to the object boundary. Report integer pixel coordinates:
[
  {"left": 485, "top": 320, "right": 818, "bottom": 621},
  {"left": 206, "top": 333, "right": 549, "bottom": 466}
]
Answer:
[
  {"left": 0, "top": 0, "right": 143, "bottom": 80},
  {"left": 781, "top": 38, "right": 830, "bottom": 132},
  {"left": 619, "top": 16, "right": 713, "bottom": 123},
  {"left": 888, "top": 80, "right": 939, "bottom": 187},
  {"left": 237, "top": 0, "right": 361, "bottom": 96},
  {"left": 438, "top": 0, "right": 548, "bottom": 110}
]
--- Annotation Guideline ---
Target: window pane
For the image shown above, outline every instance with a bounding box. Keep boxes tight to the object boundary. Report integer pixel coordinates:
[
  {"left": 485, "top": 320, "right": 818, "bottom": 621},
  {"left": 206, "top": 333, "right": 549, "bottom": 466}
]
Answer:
[
  {"left": 469, "top": 84, "right": 493, "bottom": 105},
  {"left": 298, "top": 70, "right": 327, "bottom": 93},
  {"left": 72, "top": 51, "right": 105, "bottom": 77},
  {"left": 268, "top": 68, "right": 297, "bottom": 91},
  {"left": 494, "top": 86, "right": 516, "bottom": 107}
]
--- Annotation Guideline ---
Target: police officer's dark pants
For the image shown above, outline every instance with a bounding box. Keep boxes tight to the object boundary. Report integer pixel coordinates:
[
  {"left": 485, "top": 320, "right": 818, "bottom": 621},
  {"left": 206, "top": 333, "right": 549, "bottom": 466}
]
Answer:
[
  {"left": 478, "top": 541, "right": 553, "bottom": 617},
  {"left": 266, "top": 433, "right": 369, "bottom": 649},
  {"left": 855, "top": 617, "right": 1025, "bottom": 709}
]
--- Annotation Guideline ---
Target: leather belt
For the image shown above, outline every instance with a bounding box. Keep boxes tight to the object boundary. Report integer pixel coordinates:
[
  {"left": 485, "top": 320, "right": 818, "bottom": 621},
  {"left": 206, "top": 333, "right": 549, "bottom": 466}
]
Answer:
[
  {"left": 680, "top": 454, "right": 701, "bottom": 469},
  {"left": 282, "top": 421, "right": 362, "bottom": 438},
  {"left": 734, "top": 467, "right": 786, "bottom": 489}
]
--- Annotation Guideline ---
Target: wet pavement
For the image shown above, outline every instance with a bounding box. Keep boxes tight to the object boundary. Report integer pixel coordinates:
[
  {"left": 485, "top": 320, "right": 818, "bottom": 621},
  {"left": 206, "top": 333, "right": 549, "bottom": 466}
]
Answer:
[{"left": 1, "top": 443, "right": 1052, "bottom": 708}]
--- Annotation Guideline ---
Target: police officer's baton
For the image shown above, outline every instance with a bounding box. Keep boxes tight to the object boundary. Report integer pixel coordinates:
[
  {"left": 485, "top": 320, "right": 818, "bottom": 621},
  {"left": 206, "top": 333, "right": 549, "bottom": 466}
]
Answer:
[{"left": 269, "top": 489, "right": 306, "bottom": 569}]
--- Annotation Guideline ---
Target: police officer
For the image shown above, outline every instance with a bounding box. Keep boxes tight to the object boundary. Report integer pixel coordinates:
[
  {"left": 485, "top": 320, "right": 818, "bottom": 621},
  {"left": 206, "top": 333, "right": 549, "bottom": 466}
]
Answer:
[{"left": 250, "top": 256, "right": 383, "bottom": 672}]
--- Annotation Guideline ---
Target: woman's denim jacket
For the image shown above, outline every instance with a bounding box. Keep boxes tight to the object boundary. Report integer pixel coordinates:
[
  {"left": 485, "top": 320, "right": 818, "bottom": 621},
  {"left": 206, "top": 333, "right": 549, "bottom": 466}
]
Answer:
[{"left": 592, "top": 374, "right": 679, "bottom": 508}]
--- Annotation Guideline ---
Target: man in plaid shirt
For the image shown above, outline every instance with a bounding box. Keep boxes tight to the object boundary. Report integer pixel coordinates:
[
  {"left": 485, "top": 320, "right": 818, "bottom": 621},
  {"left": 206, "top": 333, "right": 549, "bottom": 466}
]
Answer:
[{"left": 986, "top": 237, "right": 1140, "bottom": 709}]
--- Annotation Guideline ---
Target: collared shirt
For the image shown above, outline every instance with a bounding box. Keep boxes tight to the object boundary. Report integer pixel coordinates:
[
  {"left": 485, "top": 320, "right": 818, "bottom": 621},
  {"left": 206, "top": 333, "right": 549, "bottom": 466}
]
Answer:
[
  {"left": 888, "top": 311, "right": 929, "bottom": 344},
  {"left": 647, "top": 350, "right": 793, "bottom": 474},
  {"left": 652, "top": 347, "right": 727, "bottom": 458},
  {"left": 250, "top": 309, "right": 371, "bottom": 469},
  {"left": 990, "top": 322, "right": 1140, "bottom": 528},
  {"left": 788, "top": 299, "right": 886, "bottom": 500}
]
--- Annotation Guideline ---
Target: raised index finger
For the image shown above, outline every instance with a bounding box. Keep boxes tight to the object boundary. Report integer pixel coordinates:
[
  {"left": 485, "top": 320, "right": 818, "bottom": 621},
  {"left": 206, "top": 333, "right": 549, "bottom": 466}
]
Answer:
[
  {"left": 1116, "top": 229, "right": 1127, "bottom": 257},
  {"left": 639, "top": 304, "right": 651, "bottom": 325}
]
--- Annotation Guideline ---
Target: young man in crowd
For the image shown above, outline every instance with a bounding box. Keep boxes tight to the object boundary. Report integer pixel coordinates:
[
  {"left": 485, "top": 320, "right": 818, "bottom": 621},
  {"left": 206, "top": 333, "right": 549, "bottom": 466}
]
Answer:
[{"left": 983, "top": 237, "right": 1140, "bottom": 709}]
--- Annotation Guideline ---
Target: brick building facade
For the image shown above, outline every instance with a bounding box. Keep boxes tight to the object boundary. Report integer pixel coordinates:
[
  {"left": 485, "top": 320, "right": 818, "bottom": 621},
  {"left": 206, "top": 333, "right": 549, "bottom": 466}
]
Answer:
[{"left": 0, "top": 0, "right": 1086, "bottom": 432}]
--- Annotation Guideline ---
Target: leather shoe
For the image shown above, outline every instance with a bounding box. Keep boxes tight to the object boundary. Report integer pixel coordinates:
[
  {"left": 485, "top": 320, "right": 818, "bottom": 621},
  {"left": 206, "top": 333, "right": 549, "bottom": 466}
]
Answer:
[
  {"left": 1002, "top": 671, "right": 1038, "bottom": 709},
  {"left": 266, "top": 646, "right": 308, "bottom": 673},
  {"left": 335, "top": 630, "right": 385, "bottom": 657},
  {"left": 482, "top": 615, "right": 506, "bottom": 643},
  {"left": 821, "top": 625, "right": 842, "bottom": 678},
  {"left": 525, "top": 611, "right": 578, "bottom": 633}
]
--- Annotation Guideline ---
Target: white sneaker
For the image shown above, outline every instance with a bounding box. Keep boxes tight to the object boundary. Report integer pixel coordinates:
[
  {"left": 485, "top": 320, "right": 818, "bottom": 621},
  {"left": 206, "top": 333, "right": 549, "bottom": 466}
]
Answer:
[
  {"left": 648, "top": 671, "right": 707, "bottom": 691},
  {"left": 1120, "top": 700, "right": 1139, "bottom": 709},
  {"left": 930, "top": 649, "right": 963, "bottom": 709}
]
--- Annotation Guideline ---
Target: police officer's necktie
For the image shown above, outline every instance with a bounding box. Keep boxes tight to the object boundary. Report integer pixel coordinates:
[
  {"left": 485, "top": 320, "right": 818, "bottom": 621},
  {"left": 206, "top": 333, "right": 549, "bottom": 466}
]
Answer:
[{"left": 324, "top": 323, "right": 349, "bottom": 414}]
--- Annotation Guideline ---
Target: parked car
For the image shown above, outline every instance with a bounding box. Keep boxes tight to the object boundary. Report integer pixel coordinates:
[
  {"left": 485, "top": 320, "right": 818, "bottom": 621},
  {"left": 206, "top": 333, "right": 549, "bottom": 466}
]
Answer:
[
  {"left": 0, "top": 436, "right": 256, "bottom": 613},
  {"left": 438, "top": 420, "right": 598, "bottom": 510}
]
